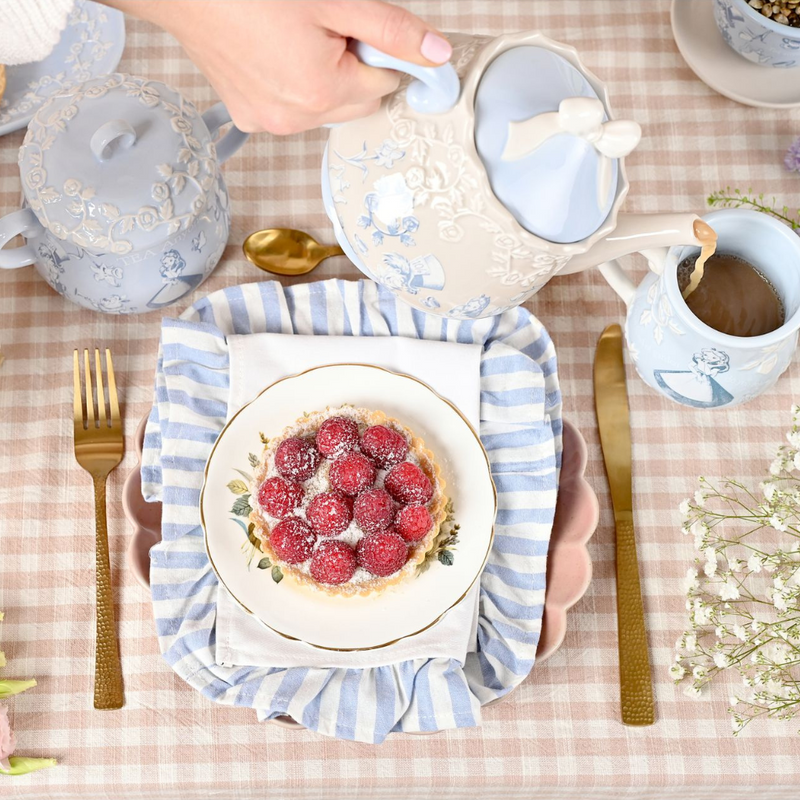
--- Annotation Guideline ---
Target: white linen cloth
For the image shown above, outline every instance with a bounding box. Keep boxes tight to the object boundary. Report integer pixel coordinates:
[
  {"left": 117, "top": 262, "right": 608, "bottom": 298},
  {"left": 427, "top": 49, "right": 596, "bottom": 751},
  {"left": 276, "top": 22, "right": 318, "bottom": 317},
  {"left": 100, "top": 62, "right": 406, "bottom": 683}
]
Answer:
[{"left": 216, "top": 333, "right": 483, "bottom": 669}]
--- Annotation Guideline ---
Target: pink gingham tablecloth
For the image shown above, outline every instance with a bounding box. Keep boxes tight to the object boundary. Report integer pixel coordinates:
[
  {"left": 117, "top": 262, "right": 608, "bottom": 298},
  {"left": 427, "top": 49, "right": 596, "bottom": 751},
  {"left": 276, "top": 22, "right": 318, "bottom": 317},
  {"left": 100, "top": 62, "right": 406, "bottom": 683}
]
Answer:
[{"left": 1, "top": 1, "right": 800, "bottom": 797}]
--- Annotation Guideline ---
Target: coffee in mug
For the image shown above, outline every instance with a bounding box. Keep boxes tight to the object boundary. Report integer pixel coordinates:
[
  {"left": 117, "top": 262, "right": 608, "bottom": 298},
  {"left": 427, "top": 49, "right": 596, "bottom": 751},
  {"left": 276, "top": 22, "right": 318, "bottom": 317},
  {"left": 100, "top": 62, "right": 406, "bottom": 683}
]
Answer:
[{"left": 677, "top": 253, "right": 785, "bottom": 338}]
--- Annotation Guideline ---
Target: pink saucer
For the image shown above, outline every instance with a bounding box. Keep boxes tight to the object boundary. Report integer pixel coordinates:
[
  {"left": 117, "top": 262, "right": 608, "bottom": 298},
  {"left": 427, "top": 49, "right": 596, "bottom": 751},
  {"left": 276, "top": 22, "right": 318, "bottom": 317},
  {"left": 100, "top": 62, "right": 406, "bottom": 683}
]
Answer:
[
  {"left": 537, "top": 419, "right": 598, "bottom": 661},
  {"left": 122, "top": 416, "right": 598, "bottom": 723},
  {"left": 122, "top": 416, "right": 161, "bottom": 590}
]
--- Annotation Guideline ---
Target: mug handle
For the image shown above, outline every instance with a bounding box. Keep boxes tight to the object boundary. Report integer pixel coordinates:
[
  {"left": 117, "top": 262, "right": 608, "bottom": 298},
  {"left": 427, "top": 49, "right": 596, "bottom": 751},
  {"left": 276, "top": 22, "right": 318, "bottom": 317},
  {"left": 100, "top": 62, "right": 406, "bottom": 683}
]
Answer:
[
  {"left": 350, "top": 41, "right": 460, "bottom": 114},
  {"left": 598, "top": 248, "right": 671, "bottom": 306},
  {"left": 0, "top": 208, "right": 42, "bottom": 269},
  {"left": 201, "top": 103, "right": 249, "bottom": 165}
]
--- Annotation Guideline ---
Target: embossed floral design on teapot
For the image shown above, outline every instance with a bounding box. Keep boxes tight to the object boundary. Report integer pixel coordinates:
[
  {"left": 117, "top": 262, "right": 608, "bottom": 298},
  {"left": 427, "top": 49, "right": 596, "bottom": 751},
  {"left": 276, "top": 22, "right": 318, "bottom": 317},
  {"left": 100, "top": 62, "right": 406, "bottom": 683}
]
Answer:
[
  {"left": 0, "top": 73, "right": 247, "bottom": 314},
  {"left": 323, "top": 31, "right": 706, "bottom": 319}
]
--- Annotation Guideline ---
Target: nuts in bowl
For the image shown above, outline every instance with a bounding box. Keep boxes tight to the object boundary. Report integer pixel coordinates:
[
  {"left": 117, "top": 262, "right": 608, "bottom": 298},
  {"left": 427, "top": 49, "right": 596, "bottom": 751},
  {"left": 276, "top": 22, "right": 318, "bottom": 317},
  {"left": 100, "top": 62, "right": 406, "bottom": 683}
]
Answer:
[{"left": 747, "top": 0, "right": 800, "bottom": 27}]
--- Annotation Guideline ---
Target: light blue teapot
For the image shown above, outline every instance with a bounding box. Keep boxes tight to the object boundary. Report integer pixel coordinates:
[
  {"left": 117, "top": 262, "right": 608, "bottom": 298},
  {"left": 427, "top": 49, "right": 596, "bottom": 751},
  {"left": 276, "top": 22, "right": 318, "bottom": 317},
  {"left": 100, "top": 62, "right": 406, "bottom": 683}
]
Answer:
[{"left": 0, "top": 73, "right": 247, "bottom": 314}]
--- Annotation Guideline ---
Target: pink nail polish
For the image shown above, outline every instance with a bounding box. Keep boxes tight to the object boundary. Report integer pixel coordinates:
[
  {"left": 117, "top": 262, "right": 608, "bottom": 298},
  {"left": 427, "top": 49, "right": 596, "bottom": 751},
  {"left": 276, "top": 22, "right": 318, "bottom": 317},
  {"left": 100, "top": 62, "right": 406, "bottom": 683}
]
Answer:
[{"left": 421, "top": 31, "right": 452, "bottom": 64}]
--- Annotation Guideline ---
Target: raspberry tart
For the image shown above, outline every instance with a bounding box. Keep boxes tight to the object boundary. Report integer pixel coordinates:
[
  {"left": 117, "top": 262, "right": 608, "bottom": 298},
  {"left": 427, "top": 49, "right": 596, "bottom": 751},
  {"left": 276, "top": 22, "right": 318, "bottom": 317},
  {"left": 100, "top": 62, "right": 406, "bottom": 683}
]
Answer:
[{"left": 249, "top": 406, "right": 447, "bottom": 596}]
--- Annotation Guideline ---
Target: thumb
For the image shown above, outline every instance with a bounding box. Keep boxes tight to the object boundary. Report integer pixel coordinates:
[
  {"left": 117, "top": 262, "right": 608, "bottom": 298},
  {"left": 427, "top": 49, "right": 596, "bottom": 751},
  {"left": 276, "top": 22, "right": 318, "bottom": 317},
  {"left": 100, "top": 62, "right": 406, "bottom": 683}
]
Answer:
[{"left": 331, "top": 0, "right": 452, "bottom": 66}]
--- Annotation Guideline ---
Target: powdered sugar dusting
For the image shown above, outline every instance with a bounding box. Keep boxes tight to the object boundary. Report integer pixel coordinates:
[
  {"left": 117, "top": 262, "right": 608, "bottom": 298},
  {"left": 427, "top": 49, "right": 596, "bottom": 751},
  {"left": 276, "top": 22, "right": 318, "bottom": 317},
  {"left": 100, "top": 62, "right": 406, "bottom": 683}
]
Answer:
[
  {"left": 275, "top": 437, "right": 320, "bottom": 481},
  {"left": 249, "top": 405, "right": 444, "bottom": 596}
]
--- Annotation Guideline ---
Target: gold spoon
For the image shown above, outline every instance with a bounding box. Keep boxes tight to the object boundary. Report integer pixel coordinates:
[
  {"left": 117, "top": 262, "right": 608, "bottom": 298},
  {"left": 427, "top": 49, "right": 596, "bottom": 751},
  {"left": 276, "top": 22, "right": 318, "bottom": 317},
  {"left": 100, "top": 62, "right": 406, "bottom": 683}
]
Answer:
[{"left": 243, "top": 228, "right": 344, "bottom": 276}]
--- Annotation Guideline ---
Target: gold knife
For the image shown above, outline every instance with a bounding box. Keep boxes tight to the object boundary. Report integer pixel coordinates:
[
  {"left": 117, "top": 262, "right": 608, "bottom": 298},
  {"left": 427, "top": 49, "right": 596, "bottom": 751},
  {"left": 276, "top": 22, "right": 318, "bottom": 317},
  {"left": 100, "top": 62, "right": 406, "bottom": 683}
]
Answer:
[{"left": 594, "top": 324, "right": 654, "bottom": 726}]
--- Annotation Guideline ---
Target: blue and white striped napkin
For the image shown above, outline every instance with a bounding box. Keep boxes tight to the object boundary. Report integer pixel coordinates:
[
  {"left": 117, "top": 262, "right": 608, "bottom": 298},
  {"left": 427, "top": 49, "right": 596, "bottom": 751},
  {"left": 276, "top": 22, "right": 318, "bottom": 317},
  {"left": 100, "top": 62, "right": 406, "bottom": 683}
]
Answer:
[{"left": 142, "top": 279, "right": 561, "bottom": 743}]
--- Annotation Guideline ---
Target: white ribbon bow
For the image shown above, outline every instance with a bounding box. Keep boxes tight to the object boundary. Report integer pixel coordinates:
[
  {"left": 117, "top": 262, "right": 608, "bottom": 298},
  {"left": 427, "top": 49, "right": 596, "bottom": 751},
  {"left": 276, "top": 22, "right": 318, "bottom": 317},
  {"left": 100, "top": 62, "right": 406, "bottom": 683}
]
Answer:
[{"left": 501, "top": 97, "right": 642, "bottom": 208}]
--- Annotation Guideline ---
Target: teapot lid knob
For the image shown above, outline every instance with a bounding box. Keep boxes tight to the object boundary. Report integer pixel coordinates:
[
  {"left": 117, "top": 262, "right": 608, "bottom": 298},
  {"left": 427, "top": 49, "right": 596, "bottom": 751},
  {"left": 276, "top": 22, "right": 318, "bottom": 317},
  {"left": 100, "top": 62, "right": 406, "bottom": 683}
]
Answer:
[
  {"left": 502, "top": 98, "right": 641, "bottom": 161},
  {"left": 501, "top": 97, "right": 641, "bottom": 209},
  {"left": 90, "top": 119, "right": 137, "bottom": 162}
]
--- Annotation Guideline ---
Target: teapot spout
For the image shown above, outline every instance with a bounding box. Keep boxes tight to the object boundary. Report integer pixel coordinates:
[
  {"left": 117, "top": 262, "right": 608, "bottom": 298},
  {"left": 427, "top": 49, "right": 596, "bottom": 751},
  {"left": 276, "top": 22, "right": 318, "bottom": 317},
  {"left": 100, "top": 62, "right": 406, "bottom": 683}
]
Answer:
[{"left": 559, "top": 212, "right": 705, "bottom": 275}]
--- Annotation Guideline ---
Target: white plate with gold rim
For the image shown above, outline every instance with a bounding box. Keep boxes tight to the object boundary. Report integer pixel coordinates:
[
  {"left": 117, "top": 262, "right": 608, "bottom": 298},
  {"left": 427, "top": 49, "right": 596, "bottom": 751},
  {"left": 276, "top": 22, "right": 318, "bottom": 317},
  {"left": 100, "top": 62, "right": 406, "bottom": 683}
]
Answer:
[{"left": 201, "top": 364, "right": 497, "bottom": 652}]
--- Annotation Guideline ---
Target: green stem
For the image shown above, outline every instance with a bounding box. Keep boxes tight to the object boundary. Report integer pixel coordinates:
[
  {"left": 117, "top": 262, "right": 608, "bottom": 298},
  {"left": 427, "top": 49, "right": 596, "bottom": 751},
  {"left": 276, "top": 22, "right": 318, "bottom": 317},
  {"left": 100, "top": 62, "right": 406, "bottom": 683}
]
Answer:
[
  {"left": 0, "top": 757, "right": 57, "bottom": 776},
  {"left": 708, "top": 189, "right": 800, "bottom": 230}
]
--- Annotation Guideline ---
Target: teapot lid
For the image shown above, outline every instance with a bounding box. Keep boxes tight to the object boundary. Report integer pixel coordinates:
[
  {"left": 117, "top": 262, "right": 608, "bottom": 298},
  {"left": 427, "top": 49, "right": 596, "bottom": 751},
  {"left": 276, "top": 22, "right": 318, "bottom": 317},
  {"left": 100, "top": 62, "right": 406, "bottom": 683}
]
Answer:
[
  {"left": 18, "top": 73, "right": 218, "bottom": 254},
  {"left": 474, "top": 46, "right": 640, "bottom": 244}
]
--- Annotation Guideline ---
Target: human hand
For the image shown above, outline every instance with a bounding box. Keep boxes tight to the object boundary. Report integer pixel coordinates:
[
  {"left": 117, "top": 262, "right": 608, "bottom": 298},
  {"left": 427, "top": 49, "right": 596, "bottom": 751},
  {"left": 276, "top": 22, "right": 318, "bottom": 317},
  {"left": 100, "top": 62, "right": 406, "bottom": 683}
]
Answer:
[{"left": 104, "top": 0, "right": 452, "bottom": 134}]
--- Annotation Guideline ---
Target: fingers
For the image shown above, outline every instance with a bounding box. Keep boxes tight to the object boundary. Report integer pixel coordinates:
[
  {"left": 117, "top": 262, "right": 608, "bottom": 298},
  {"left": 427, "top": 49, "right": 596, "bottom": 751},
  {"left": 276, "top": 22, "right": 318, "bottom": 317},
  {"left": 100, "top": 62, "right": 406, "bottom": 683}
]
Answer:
[
  {"left": 334, "top": 51, "right": 401, "bottom": 105},
  {"left": 228, "top": 96, "right": 382, "bottom": 136},
  {"left": 324, "top": 0, "right": 452, "bottom": 66},
  {"left": 271, "top": 48, "right": 397, "bottom": 127},
  {"left": 320, "top": 98, "right": 383, "bottom": 126},
  {"left": 178, "top": 0, "right": 448, "bottom": 136}
]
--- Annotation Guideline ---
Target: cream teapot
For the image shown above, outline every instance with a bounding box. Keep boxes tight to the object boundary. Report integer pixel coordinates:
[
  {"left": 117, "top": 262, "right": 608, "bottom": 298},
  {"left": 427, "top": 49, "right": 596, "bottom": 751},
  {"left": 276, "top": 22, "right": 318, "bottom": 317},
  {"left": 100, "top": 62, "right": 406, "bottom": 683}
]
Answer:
[{"left": 322, "top": 31, "right": 706, "bottom": 319}]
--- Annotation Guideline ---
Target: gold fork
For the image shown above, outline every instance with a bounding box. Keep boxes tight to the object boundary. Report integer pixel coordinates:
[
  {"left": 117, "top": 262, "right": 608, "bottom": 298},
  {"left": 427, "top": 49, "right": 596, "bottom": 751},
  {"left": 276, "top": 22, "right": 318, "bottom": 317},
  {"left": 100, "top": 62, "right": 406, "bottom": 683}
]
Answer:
[{"left": 72, "top": 349, "right": 124, "bottom": 710}]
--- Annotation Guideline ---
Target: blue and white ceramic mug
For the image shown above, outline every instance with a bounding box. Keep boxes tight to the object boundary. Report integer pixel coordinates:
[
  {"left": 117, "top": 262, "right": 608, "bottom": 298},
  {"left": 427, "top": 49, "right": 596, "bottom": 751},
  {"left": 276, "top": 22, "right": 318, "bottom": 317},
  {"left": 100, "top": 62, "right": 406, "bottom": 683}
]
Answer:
[
  {"left": 600, "top": 209, "right": 800, "bottom": 409},
  {"left": 713, "top": 0, "right": 800, "bottom": 68}
]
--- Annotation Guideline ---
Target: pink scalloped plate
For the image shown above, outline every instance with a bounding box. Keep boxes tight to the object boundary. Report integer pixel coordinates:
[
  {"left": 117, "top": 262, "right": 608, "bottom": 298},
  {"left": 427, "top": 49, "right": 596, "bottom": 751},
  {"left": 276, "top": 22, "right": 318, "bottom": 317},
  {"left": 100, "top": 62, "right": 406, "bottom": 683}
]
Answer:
[
  {"left": 534, "top": 419, "right": 598, "bottom": 661},
  {"left": 123, "top": 416, "right": 597, "bottom": 724},
  {"left": 122, "top": 416, "right": 162, "bottom": 590}
]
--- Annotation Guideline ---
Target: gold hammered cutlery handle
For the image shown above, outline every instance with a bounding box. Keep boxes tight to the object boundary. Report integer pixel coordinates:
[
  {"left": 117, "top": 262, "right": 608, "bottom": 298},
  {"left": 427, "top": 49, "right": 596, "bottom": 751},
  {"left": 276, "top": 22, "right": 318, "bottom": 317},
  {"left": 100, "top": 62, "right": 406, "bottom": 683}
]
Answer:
[
  {"left": 594, "top": 325, "right": 654, "bottom": 726},
  {"left": 92, "top": 474, "right": 124, "bottom": 709},
  {"left": 615, "top": 515, "right": 654, "bottom": 725},
  {"left": 73, "top": 349, "right": 125, "bottom": 709}
]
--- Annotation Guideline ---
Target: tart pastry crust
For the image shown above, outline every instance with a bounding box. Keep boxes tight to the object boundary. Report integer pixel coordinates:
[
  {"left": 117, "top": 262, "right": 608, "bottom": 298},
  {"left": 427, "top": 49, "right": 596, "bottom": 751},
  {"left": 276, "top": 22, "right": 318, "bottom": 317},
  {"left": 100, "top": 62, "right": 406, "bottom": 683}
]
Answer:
[{"left": 249, "top": 406, "right": 448, "bottom": 597}]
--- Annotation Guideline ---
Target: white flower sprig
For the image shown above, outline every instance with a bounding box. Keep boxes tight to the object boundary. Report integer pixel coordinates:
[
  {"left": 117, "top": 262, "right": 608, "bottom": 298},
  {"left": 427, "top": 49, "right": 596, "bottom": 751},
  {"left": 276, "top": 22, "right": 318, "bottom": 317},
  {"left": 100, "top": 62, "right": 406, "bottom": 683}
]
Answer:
[{"left": 674, "top": 405, "right": 800, "bottom": 734}]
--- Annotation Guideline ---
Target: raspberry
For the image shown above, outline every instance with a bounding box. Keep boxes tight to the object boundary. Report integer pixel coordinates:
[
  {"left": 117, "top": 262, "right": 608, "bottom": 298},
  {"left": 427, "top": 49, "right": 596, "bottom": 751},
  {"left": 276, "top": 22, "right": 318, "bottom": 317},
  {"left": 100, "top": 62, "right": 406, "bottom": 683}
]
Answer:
[
  {"left": 357, "top": 530, "right": 409, "bottom": 577},
  {"left": 360, "top": 425, "right": 408, "bottom": 469},
  {"left": 310, "top": 540, "right": 357, "bottom": 585},
  {"left": 316, "top": 416, "right": 359, "bottom": 459},
  {"left": 274, "top": 437, "right": 320, "bottom": 482},
  {"left": 269, "top": 517, "right": 316, "bottom": 564},
  {"left": 384, "top": 462, "right": 433, "bottom": 505},
  {"left": 353, "top": 488, "right": 395, "bottom": 534},
  {"left": 329, "top": 452, "right": 375, "bottom": 496},
  {"left": 394, "top": 504, "right": 433, "bottom": 542},
  {"left": 257, "top": 476, "right": 304, "bottom": 519},
  {"left": 307, "top": 490, "right": 353, "bottom": 537}
]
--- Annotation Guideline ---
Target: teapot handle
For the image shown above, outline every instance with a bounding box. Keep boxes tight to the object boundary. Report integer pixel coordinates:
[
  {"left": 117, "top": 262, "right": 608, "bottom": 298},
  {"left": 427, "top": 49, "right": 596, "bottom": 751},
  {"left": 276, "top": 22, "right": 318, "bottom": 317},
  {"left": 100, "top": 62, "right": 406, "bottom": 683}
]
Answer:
[
  {"left": 350, "top": 41, "right": 459, "bottom": 114},
  {"left": 202, "top": 103, "right": 249, "bottom": 165},
  {"left": 0, "top": 208, "right": 42, "bottom": 269}
]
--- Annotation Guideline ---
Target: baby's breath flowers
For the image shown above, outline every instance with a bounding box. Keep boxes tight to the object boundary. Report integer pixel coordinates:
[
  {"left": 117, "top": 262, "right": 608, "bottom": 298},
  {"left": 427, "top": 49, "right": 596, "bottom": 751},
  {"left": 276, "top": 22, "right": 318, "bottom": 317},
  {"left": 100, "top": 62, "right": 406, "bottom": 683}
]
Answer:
[{"left": 674, "top": 406, "right": 800, "bottom": 734}]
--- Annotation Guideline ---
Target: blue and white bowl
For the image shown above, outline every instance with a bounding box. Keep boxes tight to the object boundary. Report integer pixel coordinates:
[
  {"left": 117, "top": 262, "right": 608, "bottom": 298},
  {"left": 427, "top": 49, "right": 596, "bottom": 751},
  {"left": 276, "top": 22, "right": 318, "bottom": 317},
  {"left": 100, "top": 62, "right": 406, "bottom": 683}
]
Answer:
[{"left": 714, "top": 0, "right": 800, "bottom": 68}]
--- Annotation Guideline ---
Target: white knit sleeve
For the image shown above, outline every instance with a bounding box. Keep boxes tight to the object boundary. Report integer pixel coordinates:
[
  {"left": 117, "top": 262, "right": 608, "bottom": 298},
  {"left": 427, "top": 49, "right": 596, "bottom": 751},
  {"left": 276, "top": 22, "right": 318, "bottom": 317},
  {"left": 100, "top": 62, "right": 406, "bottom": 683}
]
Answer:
[{"left": 0, "top": 0, "right": 77, "bottom": 66}]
